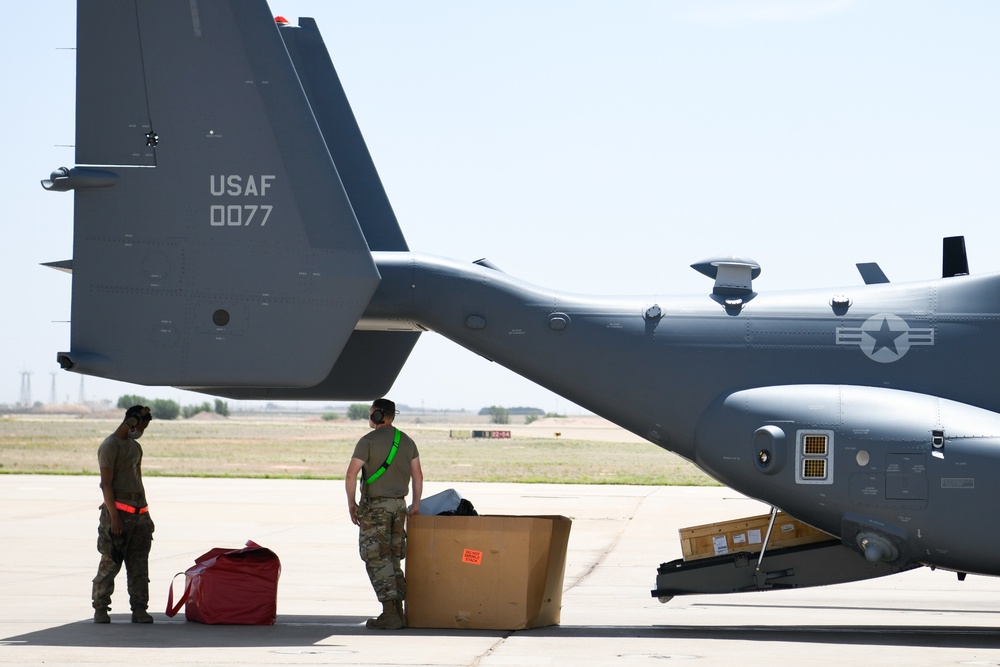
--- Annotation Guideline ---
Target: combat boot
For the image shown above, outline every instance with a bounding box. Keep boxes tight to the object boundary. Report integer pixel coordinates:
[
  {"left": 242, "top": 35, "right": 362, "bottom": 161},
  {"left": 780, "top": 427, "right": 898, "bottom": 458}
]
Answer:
[
  {"left": 365, "top": 601, "right": 403, "bottom": 630},
  {"left": 94, "top": 607, "right": 110, "bottom": 624},
  {"left": 394, "top": 599, "right": 406, "bottom": 627},
  {"left": 131, "top": 609, "right": 154, "bottom": 624}
]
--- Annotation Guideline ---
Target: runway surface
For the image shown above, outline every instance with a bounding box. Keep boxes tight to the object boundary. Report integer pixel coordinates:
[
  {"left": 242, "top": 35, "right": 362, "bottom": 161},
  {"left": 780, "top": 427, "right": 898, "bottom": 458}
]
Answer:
[{"left": 2, "top": 475, "right": 1000, "bottom": 666}]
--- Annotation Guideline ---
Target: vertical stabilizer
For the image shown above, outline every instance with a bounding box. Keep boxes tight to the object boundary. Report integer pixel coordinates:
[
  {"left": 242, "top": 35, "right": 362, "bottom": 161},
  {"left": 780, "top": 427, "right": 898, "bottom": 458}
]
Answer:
[
  {"left": 278, "top": 18, "right": 408, "bottom": 252},
  {"left": 191, "top": 14, "right": 422, "bottom": 399},
  {"left": 58, "top": 0, "right": 381, "bottom": 387},
  {"left": 76, "top": 0, "right": 154, "bottom": 167}
]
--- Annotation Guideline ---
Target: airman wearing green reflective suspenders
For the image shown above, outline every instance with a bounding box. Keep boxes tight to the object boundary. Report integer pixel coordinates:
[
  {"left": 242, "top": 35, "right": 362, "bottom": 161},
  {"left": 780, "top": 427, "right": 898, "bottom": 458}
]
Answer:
[{"left": 346, "top": 398, "right": 422, "bottom": 630}]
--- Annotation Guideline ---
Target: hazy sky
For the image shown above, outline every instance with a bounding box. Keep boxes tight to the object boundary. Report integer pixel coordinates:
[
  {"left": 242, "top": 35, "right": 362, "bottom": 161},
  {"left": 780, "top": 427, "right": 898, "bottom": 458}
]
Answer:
[{"left": 3, "top": 1, "right": 999, "bottom": 412}]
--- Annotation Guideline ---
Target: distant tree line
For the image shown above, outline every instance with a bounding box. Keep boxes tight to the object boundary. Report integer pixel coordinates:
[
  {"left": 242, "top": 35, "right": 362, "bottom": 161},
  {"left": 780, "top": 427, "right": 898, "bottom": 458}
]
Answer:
[
  {"left": 347, "top": 403, "right": 370, "bottom": 420},
  {"left": 116, "top": 395, "right": 229, "bottom": 421},
  {"left": 477, "top": 406, "right": 544, "bottom": 416},
  {"left": 341, "top": 403, "right": 546, "bottom": 424}
]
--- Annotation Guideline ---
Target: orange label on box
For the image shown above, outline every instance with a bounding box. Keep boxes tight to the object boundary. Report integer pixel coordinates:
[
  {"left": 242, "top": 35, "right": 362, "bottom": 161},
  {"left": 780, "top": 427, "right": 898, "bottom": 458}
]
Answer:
[{"left": 462, "top": 549, "right": 483, "bottom": 565}]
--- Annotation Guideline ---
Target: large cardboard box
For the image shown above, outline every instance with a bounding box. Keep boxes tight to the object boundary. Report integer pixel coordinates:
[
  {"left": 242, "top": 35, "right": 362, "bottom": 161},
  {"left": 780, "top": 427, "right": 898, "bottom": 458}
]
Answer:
[
  {"left": 405, "top": 514, "right": 572, "bottom": 630},
  {"left": 679, "top": 511, "right": 832, "bottom": 561}
]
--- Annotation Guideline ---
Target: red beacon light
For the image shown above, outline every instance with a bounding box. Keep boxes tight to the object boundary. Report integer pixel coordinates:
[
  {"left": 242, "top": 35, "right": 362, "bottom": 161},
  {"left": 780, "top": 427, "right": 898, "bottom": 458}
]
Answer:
[{"left": 274, "top": 16, "right": 289, "bottom": 25}]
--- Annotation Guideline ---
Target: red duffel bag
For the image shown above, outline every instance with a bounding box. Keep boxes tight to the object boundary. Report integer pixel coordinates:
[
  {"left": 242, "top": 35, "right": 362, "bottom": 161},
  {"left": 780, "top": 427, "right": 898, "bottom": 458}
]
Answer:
[{"left": 166, "top": 540, "right": 280, "bottom": 624}]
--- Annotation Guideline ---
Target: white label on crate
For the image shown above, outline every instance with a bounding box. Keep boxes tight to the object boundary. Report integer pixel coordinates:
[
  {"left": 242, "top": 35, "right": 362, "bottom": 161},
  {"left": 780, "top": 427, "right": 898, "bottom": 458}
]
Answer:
[
  {"left": 733, "top": 533, "right": 747, "bottom": 544},
  {"left": 713, "top": 535, "right": 729, "bottom": 555},
  {"left": 781, "top": 523, "right": 795, "bottom": 533},
  {"left": 748, "top": 529, "right": 762, "bottom": 544}
]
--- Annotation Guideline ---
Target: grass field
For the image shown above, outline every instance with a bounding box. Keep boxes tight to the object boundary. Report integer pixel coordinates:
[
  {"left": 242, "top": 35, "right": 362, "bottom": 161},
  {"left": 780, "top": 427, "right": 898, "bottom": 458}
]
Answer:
[{"left": 0, "top": 414, "right": 716, "bottom": 486}]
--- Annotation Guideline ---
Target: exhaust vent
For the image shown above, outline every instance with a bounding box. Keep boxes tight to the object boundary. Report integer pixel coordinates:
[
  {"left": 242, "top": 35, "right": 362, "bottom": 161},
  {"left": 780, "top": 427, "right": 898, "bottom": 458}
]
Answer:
[
  {"left": 802, "top": 458, "right": 827, "bottom": 479},
  {"left": 803, "top": 434, "right": 828, "bottom": 455},
  {"left": 796, "top": 430, "right": 834, "bottom": 485}
]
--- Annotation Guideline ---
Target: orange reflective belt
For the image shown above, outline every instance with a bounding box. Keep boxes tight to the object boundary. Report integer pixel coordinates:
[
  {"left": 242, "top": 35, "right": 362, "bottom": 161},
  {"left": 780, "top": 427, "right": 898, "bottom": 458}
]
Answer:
[{"left": 114, "top": 501, "right": 149, "bottom": 514}]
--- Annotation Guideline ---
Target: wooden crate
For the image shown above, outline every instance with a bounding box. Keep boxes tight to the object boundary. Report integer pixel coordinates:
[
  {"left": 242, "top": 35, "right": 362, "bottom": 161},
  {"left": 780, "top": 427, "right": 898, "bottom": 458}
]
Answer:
[{"left": 679, "top": 511, "right": 833, "bottom": 561}]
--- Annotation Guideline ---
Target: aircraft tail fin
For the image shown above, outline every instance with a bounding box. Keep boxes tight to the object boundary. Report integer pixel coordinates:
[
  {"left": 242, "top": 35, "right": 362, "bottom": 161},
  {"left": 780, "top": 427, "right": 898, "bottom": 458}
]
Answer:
[
  {"left": 212, "top": 16, "right": 420, "bottom": 400},
  {"left": 51, "top": 0, "right": 415, "bottom": 394},
  {"left": 277, "top": 18, "right": 408, "bottom": 252}
]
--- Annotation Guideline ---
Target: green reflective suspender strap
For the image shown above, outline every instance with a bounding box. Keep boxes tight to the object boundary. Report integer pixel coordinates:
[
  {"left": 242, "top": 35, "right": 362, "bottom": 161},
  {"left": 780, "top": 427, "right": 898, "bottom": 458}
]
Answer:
[{"left": 365, "top": 428, "right": 401, "bottom": 485}]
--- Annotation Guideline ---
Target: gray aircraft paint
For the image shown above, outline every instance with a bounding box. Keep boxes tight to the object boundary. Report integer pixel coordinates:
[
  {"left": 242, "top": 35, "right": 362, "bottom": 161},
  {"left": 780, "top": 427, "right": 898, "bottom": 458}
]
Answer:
[{"left": 43, "top": 0, "right": 1000, "bottom": 596}]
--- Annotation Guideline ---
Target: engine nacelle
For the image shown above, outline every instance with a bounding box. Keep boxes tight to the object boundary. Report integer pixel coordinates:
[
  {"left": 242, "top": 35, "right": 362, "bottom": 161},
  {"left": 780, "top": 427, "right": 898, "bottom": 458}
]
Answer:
[{"left": 694, "top": 385, "right": 1000, "bottom": 575}]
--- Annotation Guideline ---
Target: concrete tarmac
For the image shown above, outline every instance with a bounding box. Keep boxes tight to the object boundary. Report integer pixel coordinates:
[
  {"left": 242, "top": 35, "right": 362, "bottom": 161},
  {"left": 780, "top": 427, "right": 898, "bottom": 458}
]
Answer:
[{"left": 2, "top": 475, "right": 1000, "bottom": 666}]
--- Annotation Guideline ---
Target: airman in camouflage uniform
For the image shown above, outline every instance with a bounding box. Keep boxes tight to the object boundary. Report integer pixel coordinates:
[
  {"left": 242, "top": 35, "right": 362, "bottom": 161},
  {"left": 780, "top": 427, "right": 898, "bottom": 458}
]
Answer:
[
  {"left": 358, "top": 497, "right": 408, "bottom": 602},
  {"left": 92, "top": 405, "right": 155, "bottom": 624},
  {"left": 346, "top": 399, "right": 423, "bottom": 630}
]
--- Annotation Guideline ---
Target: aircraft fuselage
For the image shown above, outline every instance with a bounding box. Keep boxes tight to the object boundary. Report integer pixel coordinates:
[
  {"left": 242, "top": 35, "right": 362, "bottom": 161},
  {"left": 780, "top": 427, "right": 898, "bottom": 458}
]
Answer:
[{"left": 365, "top": 252, "right": 1000, "bottom": 575}]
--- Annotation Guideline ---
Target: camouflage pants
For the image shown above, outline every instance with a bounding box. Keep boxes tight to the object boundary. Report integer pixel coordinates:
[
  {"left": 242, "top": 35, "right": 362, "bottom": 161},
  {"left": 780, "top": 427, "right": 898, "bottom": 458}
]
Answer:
[
  {"left": 92, "top": 505, "right": 154, "bottom": 611},
  {"left": 357, "top": 497, "right": 407, "bottom": 602}
]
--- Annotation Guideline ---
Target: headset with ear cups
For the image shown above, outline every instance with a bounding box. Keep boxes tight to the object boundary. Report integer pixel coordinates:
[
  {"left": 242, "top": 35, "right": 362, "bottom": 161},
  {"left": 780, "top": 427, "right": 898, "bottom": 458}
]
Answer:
[
  {"left": 125, "top": 406, "right": 151, "bottom": 427},
  {"left": 370, "top": 408, "right": 386, "bottom": 425}
]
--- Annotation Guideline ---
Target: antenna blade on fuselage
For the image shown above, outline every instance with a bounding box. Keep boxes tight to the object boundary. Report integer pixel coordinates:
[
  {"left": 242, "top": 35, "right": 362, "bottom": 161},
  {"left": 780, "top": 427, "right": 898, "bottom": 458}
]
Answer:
[
  {"left": 942, "top": 235, "right": 970, "bottom": 278},
  {"left": 856, "top": 262, "right": 890, "bottom": 285}
]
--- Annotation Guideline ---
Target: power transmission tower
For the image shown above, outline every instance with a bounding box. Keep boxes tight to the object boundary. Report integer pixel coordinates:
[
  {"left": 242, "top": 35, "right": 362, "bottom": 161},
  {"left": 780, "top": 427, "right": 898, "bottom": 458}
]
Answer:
[{"left": 19, "top": 372, "right": 31, "bottom": 408}]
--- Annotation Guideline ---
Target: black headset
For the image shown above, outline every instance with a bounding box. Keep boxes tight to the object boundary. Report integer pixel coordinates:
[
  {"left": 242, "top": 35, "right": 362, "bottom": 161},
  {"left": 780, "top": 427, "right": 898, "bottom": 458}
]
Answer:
[
  {"left": 125, "top": 406, "right": 151, "bottom": 427},
  {"left": 371, "top": 408, "right": 386, "bottom": 425}
]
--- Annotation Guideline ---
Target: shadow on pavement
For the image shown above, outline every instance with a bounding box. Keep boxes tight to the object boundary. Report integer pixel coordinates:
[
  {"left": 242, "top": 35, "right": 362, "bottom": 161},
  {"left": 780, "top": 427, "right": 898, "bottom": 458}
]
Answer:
[
  {"left": 3, "top": 615, "right": 1000, "bottom": 650},
  {"left": 0, "top": 614, "right": 508, "bottom": 648}
]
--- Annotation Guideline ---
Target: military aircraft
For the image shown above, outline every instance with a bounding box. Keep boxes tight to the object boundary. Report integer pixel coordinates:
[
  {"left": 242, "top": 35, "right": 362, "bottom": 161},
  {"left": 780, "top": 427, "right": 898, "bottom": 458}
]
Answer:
[{"left": 42, "top": 0, "right": 1000, "bottom": 600}]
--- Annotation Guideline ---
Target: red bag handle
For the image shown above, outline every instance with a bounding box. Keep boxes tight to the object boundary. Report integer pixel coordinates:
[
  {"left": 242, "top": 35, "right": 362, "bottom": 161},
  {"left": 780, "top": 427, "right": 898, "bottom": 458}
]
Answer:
[{"left": 165, "top": 572, "right": 192, "bottom": 618}]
